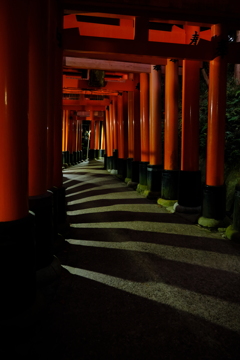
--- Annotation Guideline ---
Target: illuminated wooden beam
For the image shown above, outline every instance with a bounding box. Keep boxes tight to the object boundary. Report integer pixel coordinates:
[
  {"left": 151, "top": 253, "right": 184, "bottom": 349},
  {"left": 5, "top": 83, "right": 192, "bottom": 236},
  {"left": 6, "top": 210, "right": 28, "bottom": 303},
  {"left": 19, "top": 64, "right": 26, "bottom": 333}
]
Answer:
[
  {"left": 63, "top": 78, "right": 135, "bottom": 91},
  {"left": 63, "top": 28, "right": 213, "bottom": 61},
  {"left": 64, "top": 57, "right": 151, "bottom": 73},
  {"left": 63, "top": 28, "right": 240, "bottom": 63},
  {"left": 63, "top": 99, "right": 110, "bottom": 106},
  {"left": 64, "top": 50, "right": 168, "bottom": 66}
]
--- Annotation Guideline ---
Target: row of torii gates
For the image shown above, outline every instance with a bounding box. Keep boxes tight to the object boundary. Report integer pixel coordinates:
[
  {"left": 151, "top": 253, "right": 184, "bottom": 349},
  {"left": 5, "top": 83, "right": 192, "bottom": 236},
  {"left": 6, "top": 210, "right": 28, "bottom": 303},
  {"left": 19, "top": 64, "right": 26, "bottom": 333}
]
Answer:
[
  {"left": 1, "top": 0, "right": 240, "bottom": 319},
  {"left": 62, "top": 24, "right": 229, "bottom": 225}
]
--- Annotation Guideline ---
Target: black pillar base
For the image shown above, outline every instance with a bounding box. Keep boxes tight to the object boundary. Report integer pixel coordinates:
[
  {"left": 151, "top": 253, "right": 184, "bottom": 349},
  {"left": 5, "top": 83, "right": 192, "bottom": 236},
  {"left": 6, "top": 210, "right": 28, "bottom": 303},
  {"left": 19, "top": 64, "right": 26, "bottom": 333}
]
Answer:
[
  {"left": 100, "top": 149, "right": 105, "bottom": 158},
  {"left": 62, "top": 151, "right": 65, "bottom": 165},
  {"left": 202, "top": 184, "right": 226, "bottom": 220},
  {"left": 88, "top": 149, "right": 95, "bottom": 160},
  {"left": 29, "top": 192, "right": 54, "bottom": 270},
  {"left": 62, "top": 151, "right": 70, "bottom": 165},
  {"left": 132, "top": 161, "right": 140, "bottom": 183},
  {"left": 79, "top": 150, "right": 83, "bottom": 162},
  {"left": 69, "top": 152, "right": 74, "bottom": 165},
  {"left": 0, "top": 213, "right": 36, "bottom": 319},
  {"left": 48, "top": 186, "right": 66, "bottom": 228},
  {"left": 126, "top": 158, "right": 133, "bottom": 179},
  {"left": 161, "top": 170, "right": 179, "bottom": 200},
  {"left": 106, "top": 156, "right": 113, "bottom": 171},
  {"left": 73, "top": 151, "right": 78, "bottom": 164},
  {"left": 139, "top": 161, "right": 149, "bottom": 186},
  {"left": 147, "top": 165, "right": 163, "bottom": 192},
  {"left": 104, "top": 154, "right": 107, "bottom": 169},
  {"left": 95, "top": 149, "right": 100, "bottom": 159},
  {"left": 178, "top": 170, "right": 202, "bottom": 207},
  {"left": 112, "top": 149, "right": 118, "bottom": 170},
  {"left": 117, "top": 158, "right": 127, "bottom": 179}
]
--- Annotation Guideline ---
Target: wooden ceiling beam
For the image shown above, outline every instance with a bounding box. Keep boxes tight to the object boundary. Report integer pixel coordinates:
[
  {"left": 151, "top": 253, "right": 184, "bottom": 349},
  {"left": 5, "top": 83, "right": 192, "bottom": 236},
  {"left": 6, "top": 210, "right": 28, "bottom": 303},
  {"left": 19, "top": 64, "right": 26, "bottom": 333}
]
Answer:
[{"left": 64, "top": 57, "right": 151, "bottom": 73}]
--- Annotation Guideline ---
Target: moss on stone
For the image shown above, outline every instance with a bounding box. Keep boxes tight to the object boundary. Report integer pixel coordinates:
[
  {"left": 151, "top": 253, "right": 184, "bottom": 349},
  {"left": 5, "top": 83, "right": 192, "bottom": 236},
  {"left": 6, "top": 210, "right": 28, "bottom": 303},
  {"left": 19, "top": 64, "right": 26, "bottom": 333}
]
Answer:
[
  {"left": 225, "top": 225, "right": 240, "bottom": 241},
  {"left": 157, "top": 198, "right": 177, "bottom": 207},
  {"left": 136, "top": 184, "right": 148, "bottom": 194},
  {"left": 198, "top": 216, "right": 222, "bottom": 228}
]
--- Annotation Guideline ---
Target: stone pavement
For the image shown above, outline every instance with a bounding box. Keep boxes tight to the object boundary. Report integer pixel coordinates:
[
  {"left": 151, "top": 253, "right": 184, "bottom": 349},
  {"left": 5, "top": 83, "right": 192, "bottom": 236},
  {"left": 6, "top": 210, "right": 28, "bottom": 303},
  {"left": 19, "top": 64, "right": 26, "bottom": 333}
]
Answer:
[{"left": 3, "top": 159, "right": 240, "bottom": 359}]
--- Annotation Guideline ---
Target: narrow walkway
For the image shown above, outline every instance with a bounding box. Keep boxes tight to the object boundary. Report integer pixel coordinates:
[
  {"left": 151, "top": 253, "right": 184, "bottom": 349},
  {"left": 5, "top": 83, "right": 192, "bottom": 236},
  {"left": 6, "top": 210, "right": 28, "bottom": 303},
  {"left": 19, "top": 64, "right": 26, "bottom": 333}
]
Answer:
[{"left": 49, "top": 160, "right": 240, "bottom": 359}]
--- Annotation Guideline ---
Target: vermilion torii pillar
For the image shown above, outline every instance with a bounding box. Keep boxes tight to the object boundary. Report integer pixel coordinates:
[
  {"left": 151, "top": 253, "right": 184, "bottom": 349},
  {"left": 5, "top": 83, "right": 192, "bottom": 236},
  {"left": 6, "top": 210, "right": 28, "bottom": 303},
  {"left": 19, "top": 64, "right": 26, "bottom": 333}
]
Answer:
[
  {"left": 137, "top": 73, "right": 150, "bottom": 192},
  {"left": 0, "top": 0, "right": 35, "bottom": 318},
  {"left": 117, "top": 92, "right": 128, "bottom": 179},
  {"left": 178, "top": 25, "right": 202, "bottom": 209},
  {"left": 95, "top": 120, "right": 100, "bottom": 159},
  {"left": 111, "top": 96, "right": 118, "bottom": 172},
  {"left": 126, "top": 74, "right": 134, "bottom": 181},
  {"left": 105, "top": 107, "right": 113, "bottom": 170},
  {"left": 131, "top": 74, "right": 141, "bottom": 184},
  {"left": 160, "top": 59, "right": 179, "bottom": 203},
  {"left": 89, "top": 118, "right": 95, "bottom": 160},
  {"left": 29, "top": 0, "right": 54, "bottom": 270},
  {"left": 199, "top": 24, "right": 228, "bottom": 226},
  {"left": 147, "top": 65, "right": 162, "bottom": 196}
]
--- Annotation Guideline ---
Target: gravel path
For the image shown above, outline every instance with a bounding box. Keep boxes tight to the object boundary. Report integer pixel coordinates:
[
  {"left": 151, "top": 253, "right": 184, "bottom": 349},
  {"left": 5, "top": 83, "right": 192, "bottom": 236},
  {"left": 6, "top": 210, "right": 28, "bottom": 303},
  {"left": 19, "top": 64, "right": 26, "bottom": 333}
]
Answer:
[{"left": 40, "top": 160, "right": 240, "bottom": 359}]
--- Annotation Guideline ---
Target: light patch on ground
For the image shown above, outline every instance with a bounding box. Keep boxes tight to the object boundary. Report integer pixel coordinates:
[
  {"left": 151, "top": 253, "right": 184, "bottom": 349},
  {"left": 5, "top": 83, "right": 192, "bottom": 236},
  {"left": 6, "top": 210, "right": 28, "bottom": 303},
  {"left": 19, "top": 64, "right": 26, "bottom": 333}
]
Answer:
[
  {"left": 65, "top": 239, "right": 240, "bottom": 274},
  {"left": 62, "top": 265, "right": 240, "bottom": 333}
]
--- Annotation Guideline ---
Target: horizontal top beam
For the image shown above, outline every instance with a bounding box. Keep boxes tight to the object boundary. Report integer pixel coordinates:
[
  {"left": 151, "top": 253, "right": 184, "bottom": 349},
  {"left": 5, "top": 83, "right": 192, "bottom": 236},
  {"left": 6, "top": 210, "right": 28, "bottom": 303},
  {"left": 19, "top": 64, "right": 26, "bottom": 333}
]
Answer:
[
  {"left": 63, "top": 0, "right": 240, "bottom": 29},
  {"left": 63, "top": 28, "right": 240, "bottom": 63},
  {"left": 64, "top": 57, "right": 151, "bottom": 73}
]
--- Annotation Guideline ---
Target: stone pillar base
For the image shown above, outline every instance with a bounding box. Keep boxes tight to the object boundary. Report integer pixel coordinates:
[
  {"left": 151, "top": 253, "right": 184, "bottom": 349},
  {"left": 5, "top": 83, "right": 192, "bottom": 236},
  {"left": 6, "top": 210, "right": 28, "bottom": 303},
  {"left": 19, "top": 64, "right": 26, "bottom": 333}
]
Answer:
[
  {"left": 147, "top": 164, "right": 162, "bottom": 193},
  {"left": 29, "top": 192, "right": 54, "bottom": 270},
  {"left": 106, "top": 156, "right": 113, "bottom": 171},
  {"left": 0, "top": 213, "right": 36, "bottom": 320},
  {"left": 117, "top": 158, "right": 127, "bottom": 179},
  {"left": 131, "top": 160, "right": 140, "bottom": 183},
  {"left": 112, "top": 149, "right": 118, "bottom": 170},
  {"left": 88, "top": 149, "right": 95, "bottom": 160},
  {"left": 161, "top": 170, "right": 179, "bottom": 200},
  {"left": 126, "top": 158, "right": 133, "bottom": 179},
  {"left": 178, "top": 170, "right": 202, "bottom": 207},
  {"left": 202, "top": 184, "right": 226, "bottom": 220},
  {"left": 139, "top": 161, "right": 149, "bottom": 186}
]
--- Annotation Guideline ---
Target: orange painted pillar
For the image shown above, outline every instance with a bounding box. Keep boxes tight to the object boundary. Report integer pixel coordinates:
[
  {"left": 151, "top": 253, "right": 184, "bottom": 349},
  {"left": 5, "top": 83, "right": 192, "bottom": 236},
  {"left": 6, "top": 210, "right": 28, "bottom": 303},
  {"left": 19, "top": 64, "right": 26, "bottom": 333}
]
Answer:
[
  {"left": 95, "top": 120, "right": 100, "bottom": 158},
  {"left": 147, "top": 65, "right": 162, "bottom": 193},
  {"left": 0, "top": 0, "right": 36, "bottom": 316},
  {"left": 67, "top": 112, "right": 74, "bottom": 164},
  {"left": 29, "top": 0, "right": 48, "bottom": 198},
  {"left": 111, "top": 96, "right": 118, "bottom": 171},
  {"left": 72, "top": 113, "right": 78, "bottom": 164},
  {"left": 126, "top": 75, "right": 134, "bottom": 180},
  {"left": 90, "top": 120, "right": 95, "bottom": 149},
  {"left": 202, "top": 24, "right": 228, "bottom": 221},
  {"left": 128, "top": 74, "right": 134, "bottom": 159},
  {"left": 132, "top": 73, "right": 141, "bottom": 183},
  {"left": 123, "top": 92, "right": 129, "bottom": 160},
  {"left": 118, "top": 94, "right": 124, "bottom": 159},
  {"left": 62, "top": 111, "right": 66, "bottom": 152},
  {"left": 105, "top": 107, "right": 113, "bottom": 170},
  {"left": 162, "top": 59, "right": 179, "bottom": 200},
  {"left": 139, "top": 73, "right": 149, "bottom": 186},
  {"left": 101, "top": 121, "right": 106, "bottom": 151},
  {"left": 112, "top": 97, "right": 118, "bottom": 151},
  {"left": 46, "top": 0, "right": 55, "bottom": 190},
  {"left": 0, "top": 2, "right": 29, "bottom": 222},
  {"left": 178, "top": 25, "right": 202, "bottom": 208},
  {"left": 28, "top": 0, "right": 53, "bottom": 270},
  {"left": 53, "top": 0, "right": 64, "bottom": 186}
]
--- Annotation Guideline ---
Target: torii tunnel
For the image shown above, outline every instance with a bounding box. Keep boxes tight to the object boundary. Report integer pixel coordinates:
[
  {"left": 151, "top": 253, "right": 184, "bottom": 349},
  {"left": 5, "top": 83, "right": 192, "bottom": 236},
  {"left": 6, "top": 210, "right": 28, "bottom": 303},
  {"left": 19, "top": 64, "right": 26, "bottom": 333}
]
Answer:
[{"left": 1, "top": 0, "right": 240, "bottom": 317}]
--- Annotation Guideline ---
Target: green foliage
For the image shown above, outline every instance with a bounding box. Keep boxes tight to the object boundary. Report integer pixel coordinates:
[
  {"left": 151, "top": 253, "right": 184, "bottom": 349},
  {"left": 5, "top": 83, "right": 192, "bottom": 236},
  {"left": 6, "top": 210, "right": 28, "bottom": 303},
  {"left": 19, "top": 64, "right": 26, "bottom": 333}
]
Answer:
[
  {"left": 225, "top": 77, "right": 240, "bottom": 167},
  {"left": 199, "top": 65, "right": 240, "bottom": 168}
]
